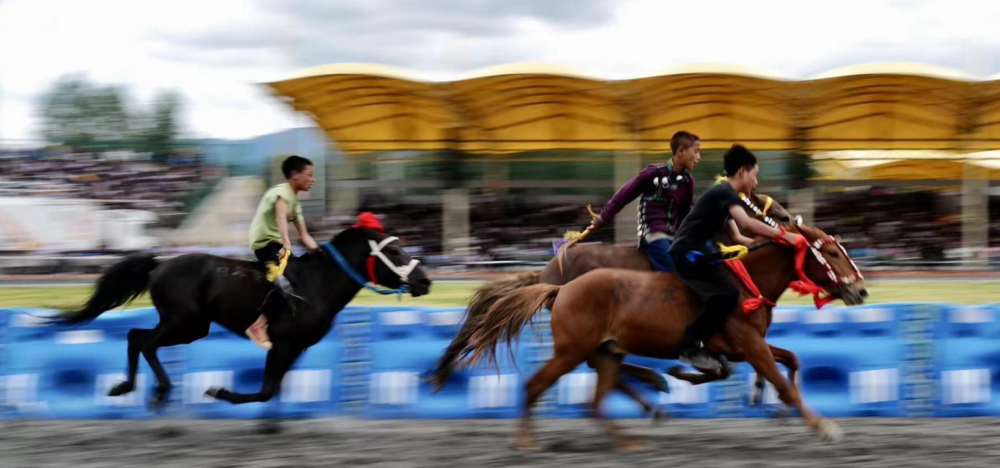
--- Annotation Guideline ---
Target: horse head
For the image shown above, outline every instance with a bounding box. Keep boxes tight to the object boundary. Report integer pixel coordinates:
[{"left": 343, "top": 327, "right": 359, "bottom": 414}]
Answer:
[
  {"left": 327, "top": 213, "right": 432, "bottom": 297},
  {"left": 787, "top": 221, "right": 868, "bottom": 306}
]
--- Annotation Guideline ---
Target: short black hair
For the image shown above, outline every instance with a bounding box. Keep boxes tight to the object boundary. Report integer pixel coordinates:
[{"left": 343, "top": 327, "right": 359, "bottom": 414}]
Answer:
[
  {"left": 670, "top": 131, "right": 700, "bottom": 154},
  {"left": 281, "top": 155, "right": 313, "bottom": 179},
  {"left": 723, "top": 144, "right": 757, "bottom": 177}
]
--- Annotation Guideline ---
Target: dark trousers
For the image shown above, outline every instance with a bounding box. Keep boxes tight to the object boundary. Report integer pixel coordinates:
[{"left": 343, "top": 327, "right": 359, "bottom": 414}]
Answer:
[
  {"left": 253, "top": 242, "right": 286, "bottom": 319},
  {"left": 640, "top": 237, "right": 675, "bottom": 273},
  {"left": 670, "top": 251, "right": 739, "bottom": 348},
  {"left": 254, "top": 242, "right": 283, "bottom": 265}
]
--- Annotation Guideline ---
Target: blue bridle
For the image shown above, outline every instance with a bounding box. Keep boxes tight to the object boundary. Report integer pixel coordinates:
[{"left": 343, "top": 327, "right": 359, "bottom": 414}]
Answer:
[{"left": 320, "top": 241, "right": 410, "bottom": 299}]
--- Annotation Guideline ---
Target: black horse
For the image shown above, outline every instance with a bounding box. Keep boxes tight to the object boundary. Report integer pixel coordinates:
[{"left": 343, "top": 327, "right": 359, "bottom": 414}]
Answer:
[{"left": 54, "top": 222, "right": 431, "bottom": 412}]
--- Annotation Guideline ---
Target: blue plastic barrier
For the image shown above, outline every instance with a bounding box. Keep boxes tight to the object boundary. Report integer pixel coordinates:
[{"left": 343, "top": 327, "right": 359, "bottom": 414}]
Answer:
[
  {"left": 367, "top": 306, "right": 524, "bottom": 418},
  {"left": 2, "top": 302, "right": 998, "bottom": 420},
  {"left": 936, "top": 304, "right": 1000, "bottom": 416},
  {"left": 0, "top": 307, "right": 177, "bottom": 419}
]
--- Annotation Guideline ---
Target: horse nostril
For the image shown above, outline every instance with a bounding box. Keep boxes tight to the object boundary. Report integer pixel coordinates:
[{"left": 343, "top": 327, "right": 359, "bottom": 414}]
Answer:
[{"left": 859, "top": 288, "right": 869, "bottom": 299}]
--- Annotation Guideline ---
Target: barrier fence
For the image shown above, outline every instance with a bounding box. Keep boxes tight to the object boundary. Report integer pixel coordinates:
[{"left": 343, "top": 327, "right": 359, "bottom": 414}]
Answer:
[{"left": 0, "top": 303, "right": 997, "bottom": 419}]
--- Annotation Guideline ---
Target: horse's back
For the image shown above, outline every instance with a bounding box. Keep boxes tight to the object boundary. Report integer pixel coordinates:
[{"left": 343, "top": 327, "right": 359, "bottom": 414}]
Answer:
[{"left": 540, "top": 243, "right": 651, "bottom": 285}]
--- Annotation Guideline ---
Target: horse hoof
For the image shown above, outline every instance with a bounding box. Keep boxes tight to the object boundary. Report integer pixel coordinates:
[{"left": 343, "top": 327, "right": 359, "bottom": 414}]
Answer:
[
  {"left": 205, "top": 387, "right": 226, "bottom": 400},
  {"left": 817, "top": 419, "right": 844, "bottom": 443},
  {"left": 108, "top": 382, "right": 135, "bottom": 397},
  {"left": 651, "top": 410, "right": 668, "bottom": 425},
  {"left": 512, "top": 433, "right": 540, "bottom": 452},
  {"left": 259, "top": 420, "right": 282, "bottom": 435}
]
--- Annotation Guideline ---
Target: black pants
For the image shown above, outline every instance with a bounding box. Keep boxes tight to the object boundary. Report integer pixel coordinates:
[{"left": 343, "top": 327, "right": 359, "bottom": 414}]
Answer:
[
  {"left": 254, "top": 242, "right": 286, "bottom": 318},
  {"left": 254, "top": 242, "right": 283, "bottom": 265},
  {"left": 670, "top": 251, "right": 739, "bottom": 348}
]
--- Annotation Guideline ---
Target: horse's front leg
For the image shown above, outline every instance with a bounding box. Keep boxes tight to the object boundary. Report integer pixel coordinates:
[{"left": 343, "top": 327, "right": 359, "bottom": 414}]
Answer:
[
  {"left": 743, "top": 335, "right": 842, "bottom": 442},
  {"left": 206, "top": 343, "right": 304, "bottom": 404}
]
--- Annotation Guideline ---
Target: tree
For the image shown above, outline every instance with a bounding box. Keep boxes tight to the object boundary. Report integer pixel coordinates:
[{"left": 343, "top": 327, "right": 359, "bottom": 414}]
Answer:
[
  {"left": 39, "top": 75, "right": 131, "bottom": 148},
  {"left": 38, "top": 75, "right": 182, "bottom": 157}
]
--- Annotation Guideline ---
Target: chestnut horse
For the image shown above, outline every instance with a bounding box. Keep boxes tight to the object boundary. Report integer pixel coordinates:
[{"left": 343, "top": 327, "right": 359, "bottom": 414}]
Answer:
[
  {"left": 429, "top": 192, "right": 797, "bottom": 415},
  {"left": 468, "top": 222, "right": 866, "bottom": 450}
]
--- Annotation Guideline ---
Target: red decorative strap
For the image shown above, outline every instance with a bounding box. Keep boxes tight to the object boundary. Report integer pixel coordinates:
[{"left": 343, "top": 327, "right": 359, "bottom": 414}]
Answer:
[
  {"left": 366, "top": 256, "right": 379, "bottom": 285},
  {"left": 774, "top": 230, "right": 833, "bottom": 309},
  {"left": 724, "top": 259, "right": 777, "bottom": 314}
]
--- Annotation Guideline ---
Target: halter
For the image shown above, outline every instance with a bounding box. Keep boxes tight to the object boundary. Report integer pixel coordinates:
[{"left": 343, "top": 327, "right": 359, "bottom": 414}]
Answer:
[
  {"left": 807, "top": 234, "right": 865, "bottom": 287},
  {"left": 320, "top": 236, "right": 419, "bottom": 299},
  {"left": 738, "top": 192, "right": 779, "bottom": 229}
]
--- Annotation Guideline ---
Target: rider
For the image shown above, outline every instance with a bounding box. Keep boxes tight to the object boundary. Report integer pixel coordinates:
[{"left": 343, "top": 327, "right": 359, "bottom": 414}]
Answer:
[
  {"left": 587, "top": 131, "right": 701, "bottom": 272},
  {"left": 668, "top": 144, "right": 801, "bottom": 369},
  {"left": 245, "top": 155, "right": 320, "bottom": 350}
]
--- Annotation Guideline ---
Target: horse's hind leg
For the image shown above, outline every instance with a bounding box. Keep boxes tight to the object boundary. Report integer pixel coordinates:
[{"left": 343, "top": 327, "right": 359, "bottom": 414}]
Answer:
[
  {"left": 108, "top": 328, "right": 154, "bottom": 397},
  {"left": 615, "top": 381, "right": 667, "bottom": 423},
  {"left": 515, "top": 351, "right": 586, "bottom": 451},
  {"left": 591, "top": 351, "right": 647, "bottom": 451},
  {"left": 139, "top": 321, "right": 211, "bottom": 411},
  {"left": 206, "top": 343, "right": 304, "bottom": 404},
  {"left": 744, "top": 337, "right": 842, "bottom": 442}
]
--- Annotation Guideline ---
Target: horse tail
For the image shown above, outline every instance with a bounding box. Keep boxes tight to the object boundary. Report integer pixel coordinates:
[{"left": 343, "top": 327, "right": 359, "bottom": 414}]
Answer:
[
  {"left": 467, "top": 283, "right": 560, "bottom": 373},
  {"left": 51, "top": 253, "right": 159, "bottom": 325},
  {"left": 427, "top": 272, "right": 541, "bottom": 392}
]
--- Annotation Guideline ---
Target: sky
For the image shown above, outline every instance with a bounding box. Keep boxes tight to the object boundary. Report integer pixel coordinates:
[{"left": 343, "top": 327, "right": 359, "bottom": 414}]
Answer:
[{"left": 1, "top": 0, "right": 999, "bottom": 142}]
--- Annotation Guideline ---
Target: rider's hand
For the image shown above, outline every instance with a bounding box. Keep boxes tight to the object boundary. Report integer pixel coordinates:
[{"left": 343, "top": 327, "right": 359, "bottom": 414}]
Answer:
[
  {"left": 588, "top": 218, "right": 603, "bottom": 231},
  {"left": 281, "top": 241, "right": 293, "bottom": 258},
  {"left": 780, "top": 232, "right": 802, "bottom": 246}
]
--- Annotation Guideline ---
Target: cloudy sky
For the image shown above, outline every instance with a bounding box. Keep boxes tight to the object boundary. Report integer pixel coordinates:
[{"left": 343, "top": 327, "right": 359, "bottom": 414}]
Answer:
[{"left": 1, "top": 0, "right": 998, "bottom": 142}]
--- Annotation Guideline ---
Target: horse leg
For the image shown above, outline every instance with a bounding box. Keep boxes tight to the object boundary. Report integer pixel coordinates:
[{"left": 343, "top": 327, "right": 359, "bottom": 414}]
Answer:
[
  {"left": 751, "top": 345, "right": 800, "bottom": 411},
  {"left": 137, "top": 320, "right": 211, "bottom": 412},
  {"left": 591, "top": 352, "right": 647, "bottom": 451},
  {"left": 206, "top": 343, "right": 304, "bottom": 404},
  {"left": 108, "top": 328, "right": 153, "bottom": 397},
  {"left": 615, "top": 363, "right": 668, "bottom": 422},
  {"left": 666, "top": 365, "right": 725, "bottom": 385},
  {"left": 516, "top": 352, "right": 585, "bottom": 451},
  {"left": 744, "top": 337, "right": 842, "bottom": 442},
  {"left": 615, "top": 380, "right": 667, "bottom": 423}
]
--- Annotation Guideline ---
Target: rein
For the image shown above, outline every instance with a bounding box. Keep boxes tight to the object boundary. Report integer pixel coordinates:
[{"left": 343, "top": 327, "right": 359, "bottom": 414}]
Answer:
[{"left": 321, "top": 241, "right": 409, "bottom": 299}]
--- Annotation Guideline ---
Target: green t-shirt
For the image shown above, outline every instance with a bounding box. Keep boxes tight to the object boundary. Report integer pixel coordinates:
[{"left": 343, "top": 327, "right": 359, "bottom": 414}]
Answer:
[{"left": 249, "top": 183, "right": 304, "bottom": 251}]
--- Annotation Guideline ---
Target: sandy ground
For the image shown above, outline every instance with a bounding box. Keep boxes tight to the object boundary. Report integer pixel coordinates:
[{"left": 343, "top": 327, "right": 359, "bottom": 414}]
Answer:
[{"left": 2, "top": 418, "right": 998, "bottom": 468}]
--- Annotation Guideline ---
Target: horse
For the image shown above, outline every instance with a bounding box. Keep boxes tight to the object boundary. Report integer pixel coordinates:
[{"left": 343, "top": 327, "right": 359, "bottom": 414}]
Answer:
[
  {"left": 429, "top": 191, "right": 797, "bottom": 416},
  {"left": 54, "top": 219, "right": 432, "bottom": 421},
  {"left": 467, "top": 221, "right": 867, "bottom": 450}
]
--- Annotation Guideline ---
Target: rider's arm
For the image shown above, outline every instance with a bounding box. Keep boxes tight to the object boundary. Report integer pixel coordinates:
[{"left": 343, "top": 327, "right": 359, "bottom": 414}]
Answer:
[
  {"left": 594, "top": 165, "right": 657, "bottom": 227},
  {"left": 294, "top": 220, "right": 319, "bottom": 251},
  {"left": 729, "top": 205, "right": 797, "bottom": 244},
  {"left": 726, "top": 219, "right": 755, "bottom": 246},
  {"left": 275, "top": 198, "right": 293, "bottom": 253}
]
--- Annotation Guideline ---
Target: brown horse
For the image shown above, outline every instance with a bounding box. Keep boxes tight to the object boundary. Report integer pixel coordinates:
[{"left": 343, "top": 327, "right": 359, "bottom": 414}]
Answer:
[
  {"left": 428, "top": 192, "right": 796, "bottom": 415},
  {"left": 468, "top": 221, "right": 866, "bottom": 450}
]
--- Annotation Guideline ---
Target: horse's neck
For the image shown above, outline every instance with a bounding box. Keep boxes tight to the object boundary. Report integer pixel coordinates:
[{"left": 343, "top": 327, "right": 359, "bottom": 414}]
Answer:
[
  {"left": 291, "top": 256, "right": 366, "bottom": 319},
  {"left": 742, "top": 244, "right": 797, "bottom": 303}
]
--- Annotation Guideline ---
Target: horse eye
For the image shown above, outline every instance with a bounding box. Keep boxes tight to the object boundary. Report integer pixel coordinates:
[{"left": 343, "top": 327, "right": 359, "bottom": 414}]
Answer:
[{"left": 829, "top": 251, "right": 840, "bottom": 258}]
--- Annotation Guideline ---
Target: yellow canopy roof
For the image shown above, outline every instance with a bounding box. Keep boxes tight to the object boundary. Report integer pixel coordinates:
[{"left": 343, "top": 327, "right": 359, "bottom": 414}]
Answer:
[
  {"left": 812, "top": 150, "right": 1000, "bottom": 180},
  {"left": 263, "top": 62, "right": 1000, "bottom": 156}
]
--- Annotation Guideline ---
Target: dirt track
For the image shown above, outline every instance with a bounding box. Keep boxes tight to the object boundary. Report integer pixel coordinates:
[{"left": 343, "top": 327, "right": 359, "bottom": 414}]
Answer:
[{"left": 3, "top": 418, "right": 998, "bottom": 467}]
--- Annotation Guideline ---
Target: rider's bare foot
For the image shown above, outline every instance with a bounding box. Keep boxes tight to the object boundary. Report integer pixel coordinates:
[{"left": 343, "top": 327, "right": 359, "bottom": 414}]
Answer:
[{"left": 246, "top": 318, "right": 272, "bottom": 350}]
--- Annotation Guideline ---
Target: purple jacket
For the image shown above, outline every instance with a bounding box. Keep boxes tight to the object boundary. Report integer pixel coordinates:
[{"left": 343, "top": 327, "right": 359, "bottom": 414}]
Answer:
[{"left": 598, "top": 162, "right": 695, "bottom": 242}]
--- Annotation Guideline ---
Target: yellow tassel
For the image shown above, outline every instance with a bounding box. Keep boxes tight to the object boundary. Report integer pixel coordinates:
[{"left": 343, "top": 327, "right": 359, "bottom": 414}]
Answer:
[
  {"left": 715, "top": 174, "right": 727, "bottom": 185},
  {"left": 563, "top": 230, "right": 584, "bottom": 241},
  {"left": 761, "top": 196, "right": 773, "bottom": 217},
  {"left": 717, "top": 242, "right": 749, "bottom": 261},
  {"left": 266, "top": 249, "right": 292, "bottom": 282}
]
